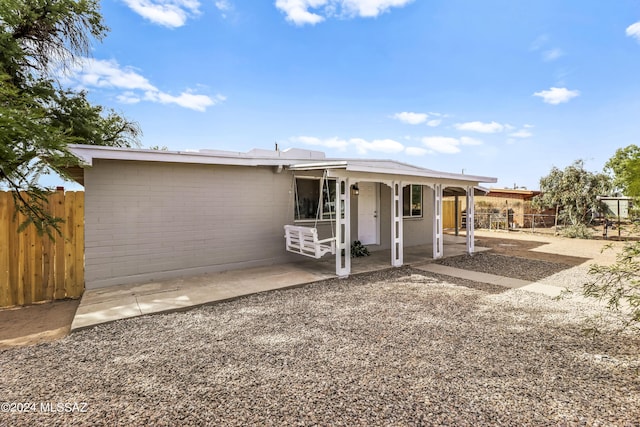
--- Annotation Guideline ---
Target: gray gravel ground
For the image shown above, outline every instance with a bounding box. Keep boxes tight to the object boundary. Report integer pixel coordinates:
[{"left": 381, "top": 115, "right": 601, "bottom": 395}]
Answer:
[
  {"left": 1, "top": 265, "right": 639, "bottom": 426},
  {"left": 436, "top": 252, "right": 572, "bottom": 282}
]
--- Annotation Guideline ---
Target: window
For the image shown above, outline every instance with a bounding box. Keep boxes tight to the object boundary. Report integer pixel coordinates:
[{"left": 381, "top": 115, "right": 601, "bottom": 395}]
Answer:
[
  {"left": 295, "top": 178, "right": 336, "bottom": 221},
  {"left": 403, "top": 185, "right": 422, "bottom": 217}
]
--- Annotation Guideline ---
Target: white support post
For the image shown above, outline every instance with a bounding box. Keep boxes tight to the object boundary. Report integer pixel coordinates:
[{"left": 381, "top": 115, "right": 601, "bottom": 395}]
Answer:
[
  {"left": 391, "top": 181, "right": 403, "bottom": 267},
  {"left": 466, "top": 186, "right": 475, "bottom": 254},
  {"left": 335, "top": 178, "right": 351, "bottom": 277},
  {"left": 433, "top": 183, "right": 443, "bottom": 259}
]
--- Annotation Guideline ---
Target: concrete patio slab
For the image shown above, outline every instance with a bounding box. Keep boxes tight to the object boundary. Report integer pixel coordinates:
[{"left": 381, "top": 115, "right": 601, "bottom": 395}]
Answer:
[{"left": 71, "top": 264, "right": 334, "bottom": 331}]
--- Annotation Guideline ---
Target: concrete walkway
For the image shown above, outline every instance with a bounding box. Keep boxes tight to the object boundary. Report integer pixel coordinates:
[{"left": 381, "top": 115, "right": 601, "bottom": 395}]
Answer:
[
  {"left": 415, "top": 264, "right": 532, "bottom": 289},
  {"left": 414, "top": 263, "right": 567, "bottom": 297}
]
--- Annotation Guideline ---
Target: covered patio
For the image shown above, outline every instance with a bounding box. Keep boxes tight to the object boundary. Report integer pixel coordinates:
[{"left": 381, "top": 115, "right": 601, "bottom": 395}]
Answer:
[
  {"left": 295, "top": 233, "right": 490, "bottom": 276},
  {"left": 287, "top": 160, "right": 495, "bottom": 278}
]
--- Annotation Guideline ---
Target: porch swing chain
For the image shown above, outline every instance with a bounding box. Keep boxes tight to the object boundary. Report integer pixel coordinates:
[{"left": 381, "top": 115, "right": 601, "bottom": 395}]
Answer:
[
  {"left": 292, "top": 173, "right": 301, "bottom": 222},
  {"left": 315, "top": 169, "right": 335, "bottom": 237},
  {"left": 322, "top": 169, "right": 335, "bottom": 239},
  {"left": 292, "top": 169, "right": 335, "bottom": 235}
]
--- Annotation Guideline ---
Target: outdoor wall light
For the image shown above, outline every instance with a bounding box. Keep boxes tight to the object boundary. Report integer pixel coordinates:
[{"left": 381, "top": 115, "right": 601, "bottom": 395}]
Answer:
[{"left": 352, "top": 184, "right": 359, "bottom": 196}]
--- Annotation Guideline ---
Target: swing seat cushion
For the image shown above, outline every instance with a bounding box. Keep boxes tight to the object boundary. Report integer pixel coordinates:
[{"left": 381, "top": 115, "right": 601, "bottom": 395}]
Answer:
[{"left": 284, "top": 225, "right": 335, "bottom": 259}]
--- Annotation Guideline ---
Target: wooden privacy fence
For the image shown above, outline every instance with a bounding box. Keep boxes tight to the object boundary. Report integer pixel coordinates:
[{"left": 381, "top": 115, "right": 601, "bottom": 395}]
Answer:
[
  {"left": 443, "top": 199, "right": 462, "bottom": 229},
  {"left": 0, "top": 190, "right": 84, "bottom": 308}
]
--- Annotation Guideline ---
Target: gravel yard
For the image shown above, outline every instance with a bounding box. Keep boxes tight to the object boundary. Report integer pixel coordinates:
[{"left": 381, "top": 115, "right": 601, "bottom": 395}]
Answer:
[
  {"left": 436, "top": 252, "right": 574, "bottom": 282},
  {"left": 1, "top": 264, "right": 639, "bottom": 426}
]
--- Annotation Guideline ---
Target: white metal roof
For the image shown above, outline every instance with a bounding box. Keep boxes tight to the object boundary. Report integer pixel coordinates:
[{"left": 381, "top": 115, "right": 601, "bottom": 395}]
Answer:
[{"left": 66, "top": 144, "right": 497, "bottom": 185}]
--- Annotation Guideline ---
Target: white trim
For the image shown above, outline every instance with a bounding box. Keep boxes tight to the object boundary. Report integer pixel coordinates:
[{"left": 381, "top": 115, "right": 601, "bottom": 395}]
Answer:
[
  {"left": 402, "top": 184, "right": 423, "bottom": 219},
  {"left": 67, "top": 145, "right": 327, "bottom": 168},
  {"left": 466, "top": 186, "right": 475, "bottom": 254},
  {"left": 391, "top": 181, "right": 403, "bottom": 267},
  {"left": 335, "top": 178, "right": 351, "bottom": 277},
  {"left": 433, "top": 184, "right": 444, "bottom": 259},
  {"left": 67, "top": 144, "right": 497, "bottom": 185}
]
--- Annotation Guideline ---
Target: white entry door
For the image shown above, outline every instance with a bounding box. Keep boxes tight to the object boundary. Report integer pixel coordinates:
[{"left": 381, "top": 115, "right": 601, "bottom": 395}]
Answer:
[{"left": 358, "top": 182, "right": 379, "bottom": 245}]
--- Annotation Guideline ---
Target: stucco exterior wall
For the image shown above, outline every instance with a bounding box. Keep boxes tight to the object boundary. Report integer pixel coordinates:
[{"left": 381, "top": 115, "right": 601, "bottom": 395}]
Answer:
[
  {"left": 84, "top": 162, "right": 440, "bottom": 289},
  {"left": 84, "top": 159, "right": 296, "bottom": 289}
]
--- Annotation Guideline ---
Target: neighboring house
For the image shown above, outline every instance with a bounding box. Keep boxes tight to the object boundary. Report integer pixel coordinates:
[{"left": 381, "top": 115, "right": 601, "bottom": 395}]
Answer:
[{"left": 65, "top": 145, "right": 497, "bottom": 289}]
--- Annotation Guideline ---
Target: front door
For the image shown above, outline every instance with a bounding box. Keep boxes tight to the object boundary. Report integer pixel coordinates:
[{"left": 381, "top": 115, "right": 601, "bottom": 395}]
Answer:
[{"left": 358, "top": 182, "right": 379, "bottom": 245}]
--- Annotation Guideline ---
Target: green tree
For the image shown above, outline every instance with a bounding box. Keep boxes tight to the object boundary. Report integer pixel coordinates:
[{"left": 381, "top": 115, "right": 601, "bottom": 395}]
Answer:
[
  {"left": 604, "top": 145, "right": 640, "bottom": 197},
  {"left": 0, "top": 0, "right": 140, "bottom": 235},
  {"left": 534, "top": 160, "right": 612, "bottom": 228},
  {"left": 584, "top": 241, "right": 640, "bottom": 335}
]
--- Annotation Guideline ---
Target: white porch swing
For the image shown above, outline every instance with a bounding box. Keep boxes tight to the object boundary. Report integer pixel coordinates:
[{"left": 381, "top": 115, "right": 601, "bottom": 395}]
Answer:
[{"left": 284, "top": 170, "right": 336, "bottom": 259}]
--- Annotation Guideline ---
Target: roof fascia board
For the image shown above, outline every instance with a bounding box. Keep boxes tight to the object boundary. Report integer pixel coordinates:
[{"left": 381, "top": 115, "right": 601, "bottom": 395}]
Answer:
[
  {"left": 67, "top": 145, "right": 312, "bottom": 168},
  {"left": 291, "top": 161, "right": 496, "bottom": 184},
  {"left": 341, "top": 164, "right": 496, "bottom": 184},
  {"left": 288, "top": 161, "right": 348, "bottom": 170},
  {"left": 66, "top": 145, "right": 497, "bottom": 185},
  {"left": 326, "top": 170, "right": 486, "bottom": 187}
]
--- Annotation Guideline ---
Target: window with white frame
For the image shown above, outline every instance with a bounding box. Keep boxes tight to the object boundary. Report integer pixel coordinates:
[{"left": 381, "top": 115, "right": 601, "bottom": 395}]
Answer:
[
  {"left": 403, "top": 185, "right": 423, "bottom": 218},
  {"left": 295, "top": 177, "right": 337, "bottom": 221}
]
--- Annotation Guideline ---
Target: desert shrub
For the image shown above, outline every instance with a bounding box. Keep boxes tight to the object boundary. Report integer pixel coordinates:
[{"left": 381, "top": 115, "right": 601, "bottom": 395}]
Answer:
[{"left": 562, "top": 224, "right": 592, "bottom": 239}]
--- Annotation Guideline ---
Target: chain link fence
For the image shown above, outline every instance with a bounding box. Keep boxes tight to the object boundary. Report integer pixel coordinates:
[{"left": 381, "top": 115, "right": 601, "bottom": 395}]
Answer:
[{"left": 463, "top": 211, "right": 564, "bottom": 232}]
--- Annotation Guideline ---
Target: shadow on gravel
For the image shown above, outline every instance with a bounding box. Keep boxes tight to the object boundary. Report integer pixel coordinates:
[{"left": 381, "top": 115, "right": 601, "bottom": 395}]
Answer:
[
  {"left": 473, "top": 236, "right": 590, "bottom": 266},
  {"left": 435, "top": 252, "right": 578, "bottom": 282}
]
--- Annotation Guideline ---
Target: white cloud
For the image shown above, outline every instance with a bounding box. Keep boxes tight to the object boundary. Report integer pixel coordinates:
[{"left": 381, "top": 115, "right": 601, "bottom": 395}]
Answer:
[
  {"left": 405, "top": 146, "right": 428, "bottom": 156},
  {"left": 392, "top": 112, "right": 428, "bottom": 125},
  {"left": 533, "top": 87, "right": 580, "bottom": 105},
  {"left": 626, "top": 21, "right": 640, "bottom": 43},
  {"left": 67, "top": 58, "right": 223, "bottom": 112},
  {"left": 215, "top": 0, "right": 233, "bottom": 17},
  {"left": 116, "top": 91, "right": 142, "bottom": 104},
  {"left": 542, "top": 48, "right": 564, "bottom": 61},
  {"left": 291, "top": 136, "right": 349, "bottom": 150},
  {"left": 454, "top": 121, "right": 504, "bottom": 133},
  {"left": 459, "top": 136, "right": 483, "bottom": 145},
  {"left": 351, "top": 138, "right": 404, "bottom": 154},
  {"left": 275, "top": 0, "right": 327, "bottom": 25},
  {"left": 530, "top": 34, "right": 565, "bottom": 62},
  {"left": 292, "top": 136, "right": 404, "bottom": 154},
  {"left": 215, "top": 0, "right": 231, "bottom": 11},
  {"left": 275, "top": 0, "right": 414, "bottom": 26},
  {"left": 392, "top": 111, "right": 444, "bottom": 127},
  {"left": 420, "top": 136, "right": 483, "bottom": 154},
  {"left": 530, "top": 34, "right": 549, "bottom": 51},
  {"left": 341, "top": 0, "right": 415, "bottom": 18},
  {"left": 508, "top": 129, "right": 533, "bottom": 138},
  {"left": 123, "top": 0, "right": 201, "bottom": 28},
  {"left": 421, "top": 137, "right": 461, "bottom": 154},
  {"left": 144, "top": 91, "right": 223, "bottom": 112},
  {"left": 71, "top": 59, "right": 156, "bottom": 91}
]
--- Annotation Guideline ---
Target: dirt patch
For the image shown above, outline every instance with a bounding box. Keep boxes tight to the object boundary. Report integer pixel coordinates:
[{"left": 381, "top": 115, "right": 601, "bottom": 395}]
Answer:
[{"left": 0, "top": 299, "right": 79, "bottom": 348}]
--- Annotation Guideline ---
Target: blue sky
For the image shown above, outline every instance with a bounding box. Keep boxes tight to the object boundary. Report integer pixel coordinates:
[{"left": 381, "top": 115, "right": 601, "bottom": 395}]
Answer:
[{"left": 57, "top": 0, "right": 640, "bottom": 190}]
